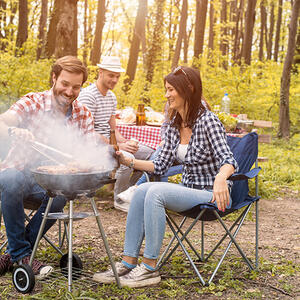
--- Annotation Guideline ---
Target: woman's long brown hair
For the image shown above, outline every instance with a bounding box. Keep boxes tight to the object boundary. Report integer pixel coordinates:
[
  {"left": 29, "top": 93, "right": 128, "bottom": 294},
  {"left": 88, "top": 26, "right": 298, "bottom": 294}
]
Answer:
[{"left": 164, "top": 66, "right": 209, "bottom": 130}]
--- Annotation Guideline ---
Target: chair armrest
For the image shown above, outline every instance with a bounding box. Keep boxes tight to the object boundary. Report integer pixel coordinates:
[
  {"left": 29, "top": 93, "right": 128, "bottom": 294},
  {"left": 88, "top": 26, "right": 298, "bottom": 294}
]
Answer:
[{"left": 228, "top": 167, "right": 261, "bottom": 181}]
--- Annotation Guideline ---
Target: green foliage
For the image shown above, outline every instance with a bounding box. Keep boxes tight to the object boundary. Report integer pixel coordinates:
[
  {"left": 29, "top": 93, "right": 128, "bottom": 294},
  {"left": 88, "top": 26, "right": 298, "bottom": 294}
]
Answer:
[
  {"left": 0, "top": 40, "right": 52, "bottom": 112},
  {"left": 217, "top": 112, "right": 238, "bottom": 131},
  {"left": 251, "top": 136, "right": 300, "bottom": 198}
]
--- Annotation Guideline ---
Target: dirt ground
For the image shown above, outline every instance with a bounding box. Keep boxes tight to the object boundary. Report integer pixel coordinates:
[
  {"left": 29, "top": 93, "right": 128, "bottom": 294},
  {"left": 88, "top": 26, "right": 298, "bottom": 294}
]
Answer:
[{"left": 0, "top": 190, "right": 299, "bottom": 299}]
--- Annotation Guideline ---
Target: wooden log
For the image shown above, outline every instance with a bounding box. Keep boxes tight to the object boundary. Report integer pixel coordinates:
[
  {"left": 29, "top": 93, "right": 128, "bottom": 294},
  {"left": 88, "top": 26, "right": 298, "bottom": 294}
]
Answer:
[
  {"left": 253, "top": 120, "right": 273, "bottom": 128},
  {"left": 258, "top": 134, "right": 272, "bottom": 143},
  {"left": 257, "top": 157, "right": 269, "bottom": 162}
]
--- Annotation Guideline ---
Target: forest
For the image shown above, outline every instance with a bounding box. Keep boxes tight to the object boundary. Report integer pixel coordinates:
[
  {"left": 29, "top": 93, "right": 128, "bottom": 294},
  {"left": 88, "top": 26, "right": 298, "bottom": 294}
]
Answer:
[
  {"left": 0, "top": 0, "right": 299, "bottom": 138},
  {"left": 0, "top": 1, "right": 300, "bottom": 299}
]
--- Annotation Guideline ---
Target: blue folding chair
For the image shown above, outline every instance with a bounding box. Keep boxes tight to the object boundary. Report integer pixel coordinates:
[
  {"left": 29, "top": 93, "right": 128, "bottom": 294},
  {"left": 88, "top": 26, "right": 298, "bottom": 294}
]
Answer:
[{"left": 156, "top": 132, "right": 261, "bottom": 285}]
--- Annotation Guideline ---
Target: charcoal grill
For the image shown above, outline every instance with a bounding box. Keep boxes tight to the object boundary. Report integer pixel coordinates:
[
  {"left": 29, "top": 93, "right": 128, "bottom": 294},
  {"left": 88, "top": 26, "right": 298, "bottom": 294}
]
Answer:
[{"left": 12, "top": 168, "right": 121, "bottom": 293}]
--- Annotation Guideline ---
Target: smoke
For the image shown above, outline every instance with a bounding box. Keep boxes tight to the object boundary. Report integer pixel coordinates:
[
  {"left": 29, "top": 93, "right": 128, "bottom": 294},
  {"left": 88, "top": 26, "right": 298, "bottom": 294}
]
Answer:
[{"left": 2, "top": 113, "right": 117, "bottom": 172}]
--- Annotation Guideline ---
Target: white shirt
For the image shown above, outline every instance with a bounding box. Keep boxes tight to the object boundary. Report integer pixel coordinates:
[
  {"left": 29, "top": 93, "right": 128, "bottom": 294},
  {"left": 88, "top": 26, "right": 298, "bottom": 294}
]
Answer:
[{"left": 177, "top": 144, "right": 188, "bottom": 162}]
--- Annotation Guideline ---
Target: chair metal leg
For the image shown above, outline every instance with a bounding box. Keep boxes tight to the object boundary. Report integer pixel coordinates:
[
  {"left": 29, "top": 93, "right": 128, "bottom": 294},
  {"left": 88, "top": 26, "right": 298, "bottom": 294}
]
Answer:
[
  {"left": 205, "top": 207, "right": 248, "bottom": 261},
  {"left": 166, "top": 216, "right": 206, "bottom": 286},
  {"left": 157, "top": 209, "right": 207, "bottom": 275},
  {"left": 255, "top": 200, "right": 259, "bottom": 269},
  {"left": 0, "top": 239, "right": 8, "bottom": 252},
  {"left": 167, "top": 214, "right": 203, "bottom": 262},
  {"left": 212, "top": 208, "right": 255, "bottom": 270},
  {"left": 24, "top": 212, "right": 64, "bottom": 255},
  {"left": 157, "top": 216, "right": 188, "bottom": 268},
  {"left": 201, "top": 220, "right": 204, "bottom": 261}
]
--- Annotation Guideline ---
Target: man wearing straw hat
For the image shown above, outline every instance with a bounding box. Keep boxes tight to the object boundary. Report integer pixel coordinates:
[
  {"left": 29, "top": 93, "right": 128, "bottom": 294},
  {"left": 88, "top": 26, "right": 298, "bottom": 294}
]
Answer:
[{"left": 78, "top": 56, "right": 154, "bottom": 212}]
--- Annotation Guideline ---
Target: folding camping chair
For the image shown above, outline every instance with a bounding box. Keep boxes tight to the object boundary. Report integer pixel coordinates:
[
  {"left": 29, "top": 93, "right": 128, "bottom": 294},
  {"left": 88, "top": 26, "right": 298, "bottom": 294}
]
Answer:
[
  {"left": 0, "top": 195, "right": 66, "bottom": 255},
  {"left": 155, "top": 132, "right": 261, "bottom": 285}
]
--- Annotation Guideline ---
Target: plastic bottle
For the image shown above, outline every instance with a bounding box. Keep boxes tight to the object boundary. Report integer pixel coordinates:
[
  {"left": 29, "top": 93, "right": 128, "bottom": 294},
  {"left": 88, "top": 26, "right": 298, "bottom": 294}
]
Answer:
[
  {"left": 136, "top": 103, "right": 146, "bottom": 126},
  {"left": 221, "top": 93, "right": 230, "bottom": 114}
]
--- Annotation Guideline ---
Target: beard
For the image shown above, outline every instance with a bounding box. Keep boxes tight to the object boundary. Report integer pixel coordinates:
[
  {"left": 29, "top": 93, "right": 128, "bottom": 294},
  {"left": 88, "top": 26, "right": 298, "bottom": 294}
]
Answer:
[{"left": 52, "top": 83, "right": 75, "bottom": 109}]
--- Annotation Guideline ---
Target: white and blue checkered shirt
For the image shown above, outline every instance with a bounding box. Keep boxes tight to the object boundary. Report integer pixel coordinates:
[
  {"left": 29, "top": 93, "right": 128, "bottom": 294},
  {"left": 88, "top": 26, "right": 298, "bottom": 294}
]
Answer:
[{"left": 153, "top": 110, "right": 238, "bottom": 189}]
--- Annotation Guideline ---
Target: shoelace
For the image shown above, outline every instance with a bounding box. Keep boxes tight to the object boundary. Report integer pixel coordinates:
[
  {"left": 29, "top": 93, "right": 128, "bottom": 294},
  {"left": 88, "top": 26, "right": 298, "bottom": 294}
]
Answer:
[{"left": 127, "top": 264, "right": 145, "bottom": 277}]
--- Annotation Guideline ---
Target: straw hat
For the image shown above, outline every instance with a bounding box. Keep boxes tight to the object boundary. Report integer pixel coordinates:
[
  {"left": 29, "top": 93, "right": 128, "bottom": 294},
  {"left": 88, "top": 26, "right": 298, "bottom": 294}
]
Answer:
[{"left": 97, "top": 56, "right": 125, "bottom": 72}]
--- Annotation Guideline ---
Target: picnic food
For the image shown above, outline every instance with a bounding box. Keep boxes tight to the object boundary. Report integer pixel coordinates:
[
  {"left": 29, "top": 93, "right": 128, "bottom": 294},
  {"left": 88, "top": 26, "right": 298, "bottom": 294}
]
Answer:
[
  {"left": 145, "top": 111, "right": 164, "bottom": 125},
  {"left": 36, "top": 162, "right": 94, "bottom": 174}
]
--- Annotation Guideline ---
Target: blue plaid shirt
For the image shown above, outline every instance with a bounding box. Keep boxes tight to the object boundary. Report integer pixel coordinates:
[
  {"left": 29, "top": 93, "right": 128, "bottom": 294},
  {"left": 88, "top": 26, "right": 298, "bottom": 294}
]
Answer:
[{"left": 153, "top": 110, "right": 238, "bottom": 189}]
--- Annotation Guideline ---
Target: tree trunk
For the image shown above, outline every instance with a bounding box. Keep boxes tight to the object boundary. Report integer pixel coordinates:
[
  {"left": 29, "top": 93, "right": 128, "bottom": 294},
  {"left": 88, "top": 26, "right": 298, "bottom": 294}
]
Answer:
[
  {"left": 167, "top": 1, "right": 178, "bottom": 62},
  {"left": 220, "top": 0, "right": 227, "bottom": 56},
  {"left": 274, "top": 0, "right": 283, "bottom": 62},
  {"left": 124, "top": 0, "right": 147, "bottom": 90},
  {"left": 194, "top": 0, "right": 208, "bottom": 59},
  {"left": 90, "top": 0, "right": 106, "bottom": 65},
  {"left": 233, "top": 0, "right": 244, "bottom": 64},
  {"left": 36, "top": 0, "right": 48, "bottom": 60},
  {"left": 267, "top": 2, "right": 275, "bottom": 60},
  {"left": 0, "top": 0, "right": 7, "bottom": 50},
  {"left": 54, "top": 0, "right": 78, "bottom": 58},
  {"left": 145, "top": 0, "right": 165, "bottom": 84},
  {"left": 259, "top": 1, "right": 266, "bottom": 61},
  {"left": 241, "top": 0, "right": 257, "bottom": 64},
  {"left": 171, "top": 0, "right": 188, "bottom": 69},
  {"left": 0, "top": 0, "right": 6, "bottom": 38},
  {"left": 208, "top": 0, "right": 215, "bottom": 52},
  {"left": 46, "top": 0, "right": 61, "bottom": 58},
  {"left": 82, "top": 0, "right": 88, "bottom": 65},
  {"left": 16, "top": 0, "right": 28, "bottom": 49},
  {"left": 278, "top": 0, "right": 300, "bottom": 139}
]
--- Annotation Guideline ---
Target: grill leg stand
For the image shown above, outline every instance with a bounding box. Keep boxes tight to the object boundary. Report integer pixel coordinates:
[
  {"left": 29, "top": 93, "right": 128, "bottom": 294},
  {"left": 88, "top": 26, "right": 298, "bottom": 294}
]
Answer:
[
  {"left": 90, "top": 197, "right": 121, "bottom": 288},
  {"left": 68, "top": 200, "right": 74, "bottom": 293},
  {"left": 30, "top": 197, "right": 54, "bottom": 266}
]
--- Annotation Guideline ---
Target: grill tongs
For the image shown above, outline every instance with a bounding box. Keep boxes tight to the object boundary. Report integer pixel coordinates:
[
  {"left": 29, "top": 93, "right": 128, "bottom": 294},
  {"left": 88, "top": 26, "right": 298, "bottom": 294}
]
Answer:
[
  {"left": 29, "top": 141, "right": 75, "bottom": 165},
  {"left": 8, "top": 128, "right": 75, "bottom": 165}
]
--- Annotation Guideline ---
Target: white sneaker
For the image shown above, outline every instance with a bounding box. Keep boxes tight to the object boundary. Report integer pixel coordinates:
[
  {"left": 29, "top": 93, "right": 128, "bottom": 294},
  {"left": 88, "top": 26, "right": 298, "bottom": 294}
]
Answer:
[
  {"left": 114, "top": 199, "right": 130, "bottom": 212},
  {"left": 117, "top": 185, "right": 137, "bottom": 203},
  {"left": 120, "top": 264, "right": 161, "bottom": 288},
  {"left": 93, "top": 262, "right": 132, "bottom": 283}
]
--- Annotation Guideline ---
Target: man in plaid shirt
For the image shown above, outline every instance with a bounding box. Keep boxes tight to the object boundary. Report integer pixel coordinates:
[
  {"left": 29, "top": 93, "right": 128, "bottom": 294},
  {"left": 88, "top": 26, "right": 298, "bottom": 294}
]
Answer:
[{"left": 0, "top": 56, "right": 94, "bottom": 278}]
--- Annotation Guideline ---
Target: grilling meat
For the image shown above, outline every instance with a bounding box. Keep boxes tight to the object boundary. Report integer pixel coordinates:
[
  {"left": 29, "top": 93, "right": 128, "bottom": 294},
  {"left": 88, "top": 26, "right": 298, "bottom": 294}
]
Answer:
[{"left": 36, "top": 162, "right": 94, "bottom": 174}]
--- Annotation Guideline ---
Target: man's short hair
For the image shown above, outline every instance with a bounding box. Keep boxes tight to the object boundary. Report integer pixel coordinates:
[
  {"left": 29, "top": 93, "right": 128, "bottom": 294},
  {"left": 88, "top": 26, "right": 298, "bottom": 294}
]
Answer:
[{"left": 50, "top": 56, "right": 88, "bottom": 86}]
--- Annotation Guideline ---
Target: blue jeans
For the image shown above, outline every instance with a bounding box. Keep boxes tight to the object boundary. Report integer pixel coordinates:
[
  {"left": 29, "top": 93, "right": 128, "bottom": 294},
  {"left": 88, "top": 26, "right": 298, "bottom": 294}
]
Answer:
[
  {"left": 0, "top": 168, "right": 66, "bottom": 262},
  {"left": 136, "top": 147, "right": 183, "bottom": 185},
  {"left": 123, "top": 182, "right": 232, "bottom": 260}
]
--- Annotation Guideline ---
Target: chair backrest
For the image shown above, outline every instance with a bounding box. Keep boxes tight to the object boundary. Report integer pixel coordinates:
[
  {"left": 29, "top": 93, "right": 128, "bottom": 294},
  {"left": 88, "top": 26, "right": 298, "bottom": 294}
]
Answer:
[
  {"left": 180, "top": 132, "right": 259, "bottom": 220},
  {"left": 227, "top": 132, "right": 258, "bottom": 209}
]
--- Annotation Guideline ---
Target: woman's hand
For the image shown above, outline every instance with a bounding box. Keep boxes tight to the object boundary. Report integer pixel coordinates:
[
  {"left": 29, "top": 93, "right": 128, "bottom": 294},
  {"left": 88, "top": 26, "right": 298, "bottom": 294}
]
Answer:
[
  {"left": 116, "top": 150, "right": 132, "bottom": 167},
  {"left": 211, "top": 173, "right": 230, "bottom": 212}
]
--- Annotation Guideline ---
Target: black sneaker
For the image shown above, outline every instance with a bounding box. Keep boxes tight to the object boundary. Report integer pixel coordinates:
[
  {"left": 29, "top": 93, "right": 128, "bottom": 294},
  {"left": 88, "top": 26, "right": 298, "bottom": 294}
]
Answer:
[
  {"left": 20, "top": 255, "right": 53, "bottom": 279},
  {"left": 0, "top": 253, "right": 13, "bottom": 275}
]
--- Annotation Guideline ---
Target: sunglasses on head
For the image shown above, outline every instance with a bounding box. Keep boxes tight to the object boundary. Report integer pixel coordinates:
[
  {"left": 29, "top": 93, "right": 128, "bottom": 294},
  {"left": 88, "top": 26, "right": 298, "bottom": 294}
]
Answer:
[{"left": 173, "top": 66, "right": 192, "bottom": 87}]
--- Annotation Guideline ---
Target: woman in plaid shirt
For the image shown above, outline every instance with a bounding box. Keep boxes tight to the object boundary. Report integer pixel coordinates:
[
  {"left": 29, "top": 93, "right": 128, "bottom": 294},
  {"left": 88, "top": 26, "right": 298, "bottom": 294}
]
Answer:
[{"left": 93, "top": 66, "right": 238, "bottom": 288}]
